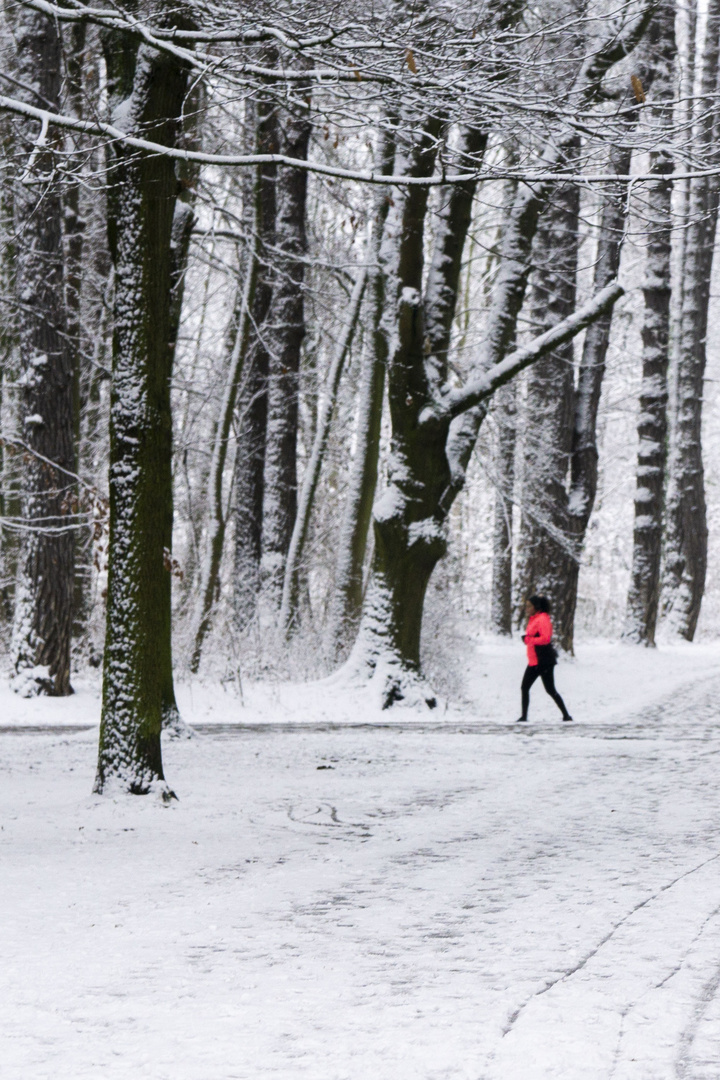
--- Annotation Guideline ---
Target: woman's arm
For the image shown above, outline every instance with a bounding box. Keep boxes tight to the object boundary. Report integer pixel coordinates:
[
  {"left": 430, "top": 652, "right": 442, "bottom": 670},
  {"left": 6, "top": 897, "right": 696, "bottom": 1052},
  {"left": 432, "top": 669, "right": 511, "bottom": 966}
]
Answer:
[{"left": 532, "top": 613, "right": 553, "bottom": 646}]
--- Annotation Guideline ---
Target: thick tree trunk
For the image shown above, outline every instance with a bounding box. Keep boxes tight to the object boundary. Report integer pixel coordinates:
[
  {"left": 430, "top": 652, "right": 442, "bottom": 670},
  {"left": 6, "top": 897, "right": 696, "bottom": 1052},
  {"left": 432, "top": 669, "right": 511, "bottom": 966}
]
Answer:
[
  {"left": 515, "top": 164, "right": 580, "bottom": 651},
  {"left": 347, "top": 119, "right": 446, "bottom": 697},
  {"left": 95, "top": 22, "right": 189, "bottom": 795},
  {"left": 262, "top": 96, "right": 311, "bottom": 605},
  {"left": 624, "top": 2, "right": 675, "bottom": 645},
  {"left": 662, "top": 0, "right": 720, "bottom": 640},
  {"left": 9, "top": 6, "right": 75, "bottom": 697},
  {"left": 233, "top": 89, "right": 278, "bottom": 630}
]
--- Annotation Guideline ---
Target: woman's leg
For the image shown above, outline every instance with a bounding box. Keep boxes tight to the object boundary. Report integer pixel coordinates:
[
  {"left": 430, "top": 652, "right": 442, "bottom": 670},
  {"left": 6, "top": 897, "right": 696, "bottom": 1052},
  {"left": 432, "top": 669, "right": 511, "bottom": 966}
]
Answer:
[
  {"left": 540, "top": 667, "right": 572, "bottom": 720},
  {"left": 520, "top": 666, "right": 541, "bottom": 720}
]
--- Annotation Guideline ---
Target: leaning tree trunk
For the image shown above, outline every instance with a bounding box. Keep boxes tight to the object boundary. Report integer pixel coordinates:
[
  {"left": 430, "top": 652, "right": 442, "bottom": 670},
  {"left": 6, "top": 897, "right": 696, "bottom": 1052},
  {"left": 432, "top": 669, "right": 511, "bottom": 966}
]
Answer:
[
  {"left": 662, "top": 0, "right": 720, "bottom": 640},
  {"left": 261, "top": 92, "right": 311, "bottom": 606},
  {"left": 514, "top": 162, "right": 580, "bottom": 651},
  {"left": 624, "top": 0, "right": 675, "bottom": 645},
  {"left": 95, "top": 23, "right": 190, "bottom": 795},
  {"left": 233, "top": 87, "right": 278, "bottom": 630},
  {"left": 9, "top": 5, "right": 75, "bottom": 697}
]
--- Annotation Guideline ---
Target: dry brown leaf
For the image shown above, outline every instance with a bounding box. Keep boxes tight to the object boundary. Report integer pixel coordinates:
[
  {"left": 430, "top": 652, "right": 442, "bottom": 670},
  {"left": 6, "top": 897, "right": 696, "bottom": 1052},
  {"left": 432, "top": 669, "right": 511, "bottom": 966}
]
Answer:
[{"left": 631, "top": 74, "right": 646, "bottom": 104}]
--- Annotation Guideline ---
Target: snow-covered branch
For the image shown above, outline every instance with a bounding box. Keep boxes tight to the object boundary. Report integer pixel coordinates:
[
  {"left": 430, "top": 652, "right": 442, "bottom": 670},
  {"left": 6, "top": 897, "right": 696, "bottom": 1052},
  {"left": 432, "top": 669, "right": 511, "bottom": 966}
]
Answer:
[{"left": 426, "top": 282, "right": 625, "bottom": 424}]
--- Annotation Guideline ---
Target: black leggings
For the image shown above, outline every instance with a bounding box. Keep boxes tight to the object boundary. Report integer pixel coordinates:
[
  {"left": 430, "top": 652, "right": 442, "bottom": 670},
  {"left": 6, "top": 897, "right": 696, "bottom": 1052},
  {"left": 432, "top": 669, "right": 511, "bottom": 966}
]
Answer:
[{"left": 521, "top": 665, "right": 570, "bottom": 720}]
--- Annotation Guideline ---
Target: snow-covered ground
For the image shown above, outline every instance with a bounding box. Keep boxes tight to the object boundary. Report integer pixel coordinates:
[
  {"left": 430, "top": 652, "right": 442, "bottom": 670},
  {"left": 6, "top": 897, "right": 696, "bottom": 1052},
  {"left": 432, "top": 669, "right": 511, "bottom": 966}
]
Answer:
[{"left": 3, "top": 640, "right": 720, "bottom": 1078}]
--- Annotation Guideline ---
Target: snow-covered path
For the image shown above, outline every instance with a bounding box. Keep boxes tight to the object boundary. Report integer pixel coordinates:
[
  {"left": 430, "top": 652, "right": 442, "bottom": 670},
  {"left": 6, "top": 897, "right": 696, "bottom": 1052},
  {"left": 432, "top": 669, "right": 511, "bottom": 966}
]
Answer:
[{"left": 3, "top": 648, "right": 720, "bottom": 1078}]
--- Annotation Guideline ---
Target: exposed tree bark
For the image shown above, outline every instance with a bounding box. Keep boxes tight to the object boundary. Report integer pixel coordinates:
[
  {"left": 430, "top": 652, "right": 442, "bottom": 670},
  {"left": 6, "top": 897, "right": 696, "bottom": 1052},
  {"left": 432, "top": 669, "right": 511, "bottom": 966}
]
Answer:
[
  {"left": 233, "top": 85, "right": 278, "bottom": 630},
  {"left": 262, "top": 91, "right": 311, "bottom": 605},
  {"left": 95, "top": 14, "right": 190, "bottom": 795},
  {"left": 9, "top": 4, "right": 75, "bottom": 697},
  {"left": 662, "top": 0, "right": 720, "bottom": 640},
  {"left": 326, "top": 126, "right": 395, "bottom": 659},
  {"left": 624, "top": 2, "right": 675, "bottom": 645}
]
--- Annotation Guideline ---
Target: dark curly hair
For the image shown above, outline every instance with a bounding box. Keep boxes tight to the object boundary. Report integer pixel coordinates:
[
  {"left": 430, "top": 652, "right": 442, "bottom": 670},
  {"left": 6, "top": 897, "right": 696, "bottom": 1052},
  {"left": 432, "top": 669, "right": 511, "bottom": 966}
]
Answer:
[{"left": 528, "top": 594, "right": 551, "bottom": 614}]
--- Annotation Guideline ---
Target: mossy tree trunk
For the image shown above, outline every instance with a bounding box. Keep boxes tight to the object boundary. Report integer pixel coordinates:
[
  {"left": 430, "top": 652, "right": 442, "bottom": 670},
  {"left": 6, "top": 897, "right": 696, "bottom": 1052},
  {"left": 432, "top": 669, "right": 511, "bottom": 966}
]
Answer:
[{"left": 95, "top": 16, "right": 190, "bottom": 794}]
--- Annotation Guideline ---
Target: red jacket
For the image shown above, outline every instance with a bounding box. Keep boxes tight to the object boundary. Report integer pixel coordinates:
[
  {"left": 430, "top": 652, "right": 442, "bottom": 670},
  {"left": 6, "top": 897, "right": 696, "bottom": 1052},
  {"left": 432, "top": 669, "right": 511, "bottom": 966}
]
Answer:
[{"left": 524, "top": 612, "right": 553, "bottom": 666}]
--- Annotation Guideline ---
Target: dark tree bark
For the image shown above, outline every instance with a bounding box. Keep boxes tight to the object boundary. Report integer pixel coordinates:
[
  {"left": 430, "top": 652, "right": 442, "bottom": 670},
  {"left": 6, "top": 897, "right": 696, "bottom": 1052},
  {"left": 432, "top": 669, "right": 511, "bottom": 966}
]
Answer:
[
  {"left": 233, "top": 87, "right": 278, "bottom": 630},
  {"left": 262, "top": 92, "right": 311, "bottom": 605},
  {"left": 662, "top": 0, "right": 720, "bottom": 640},
  {"left": 95, "top": 15, "right": 190, "bottom": 795},
  {"left": 624, "top": 1, "right": 675, "bottom": 645},
  {"left": 9, "top": 5, "right": 75, "bottom": 697}
]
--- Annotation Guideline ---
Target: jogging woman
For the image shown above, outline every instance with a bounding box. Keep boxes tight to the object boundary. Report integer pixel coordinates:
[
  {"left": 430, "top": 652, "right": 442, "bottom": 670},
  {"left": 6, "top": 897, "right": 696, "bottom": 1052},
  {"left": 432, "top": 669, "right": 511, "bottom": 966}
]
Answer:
[{"left": 517, "top": 595, "right": 573, "bottom": 723}]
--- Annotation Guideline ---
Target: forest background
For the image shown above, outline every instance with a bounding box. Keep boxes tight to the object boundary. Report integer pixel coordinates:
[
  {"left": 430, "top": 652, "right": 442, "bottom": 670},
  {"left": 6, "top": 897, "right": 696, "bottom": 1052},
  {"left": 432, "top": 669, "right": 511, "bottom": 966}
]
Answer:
[{"left": 0, "top": 0, "right": 717, "bottom": 794}]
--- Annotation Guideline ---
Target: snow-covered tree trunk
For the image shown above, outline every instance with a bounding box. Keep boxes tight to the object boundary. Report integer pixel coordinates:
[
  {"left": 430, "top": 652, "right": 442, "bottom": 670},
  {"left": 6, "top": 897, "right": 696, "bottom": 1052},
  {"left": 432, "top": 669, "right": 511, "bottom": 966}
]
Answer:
[
  {"left": 326, "top": 127, "right": 396, "bottom": 659},
  {"left": 233, "top": 88, "right": 278, "bottom": 630},
  {"left": 262, "top": 94, "right": 311, "bottom": 606},
  {"left": 514, "top": 161, "right": 580, "bottom": 651},
  {"left": 662, "top": 0, "right": 720, "bottom": 640},
  {"left": 9, "top": 5, "right": 75, "bottom": 696},
  {"left": 95, "top": 20, "right": 190, "bottom": 795},
  {"left": 490, "top": 382, "right": 516, "bottom": 636},
  {"left": 0, "top": 113, "right": 18, "bottom": 627},
  {"left": 624, "top": 1, "right": 675, "bottom": 645},
  {"left": 346, "top": 118, "right": 445, "bottom": 701}
]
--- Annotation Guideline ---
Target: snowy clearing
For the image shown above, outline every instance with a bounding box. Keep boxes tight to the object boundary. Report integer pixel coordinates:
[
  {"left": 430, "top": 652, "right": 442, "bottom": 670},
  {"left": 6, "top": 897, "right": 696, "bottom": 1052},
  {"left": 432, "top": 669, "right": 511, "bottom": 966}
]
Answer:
[{"left": 3, "top": 640, "right": 720, "bottom": 1079}]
